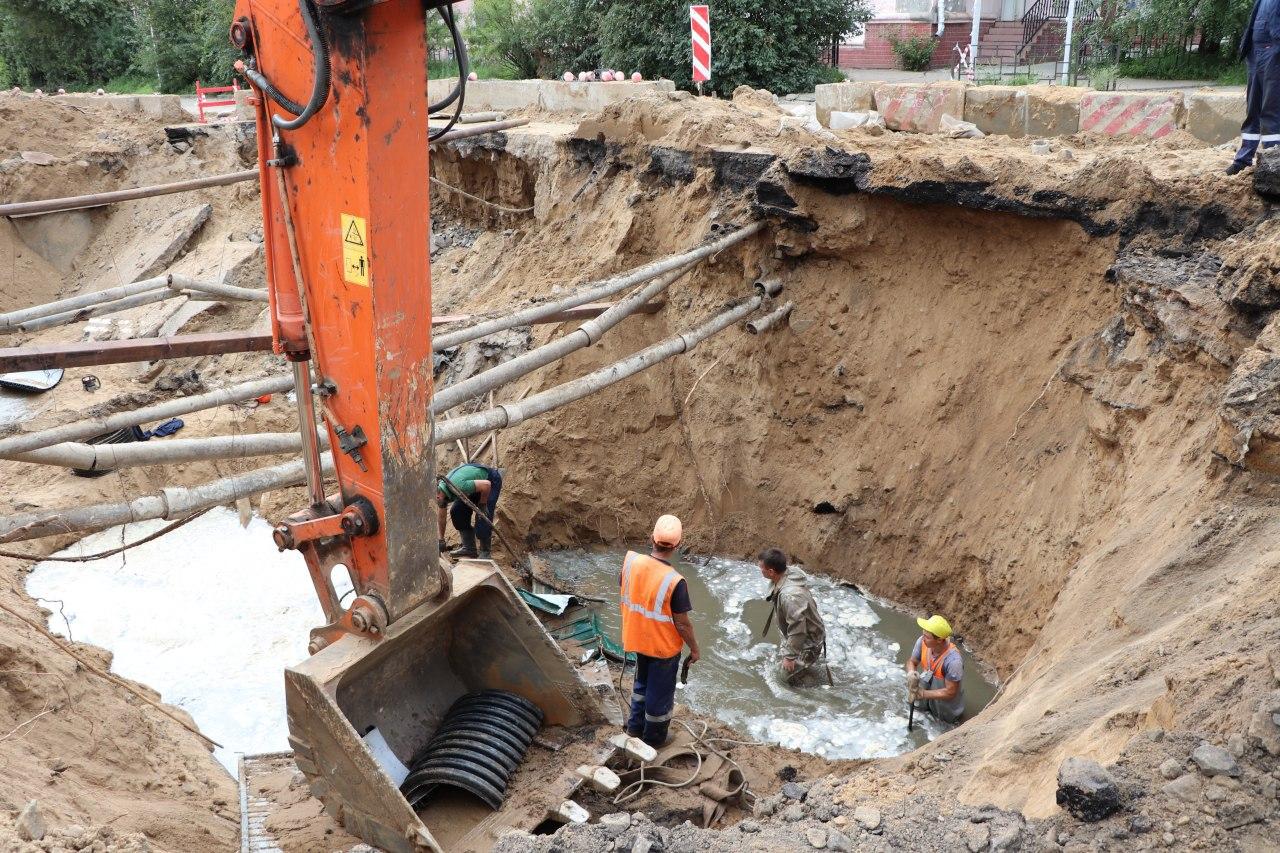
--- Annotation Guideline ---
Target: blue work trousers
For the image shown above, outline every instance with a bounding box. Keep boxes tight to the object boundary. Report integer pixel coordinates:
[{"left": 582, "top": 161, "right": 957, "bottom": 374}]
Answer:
[
  {"left": 449, "top": 466, "right": 502, "bottom": 546},
  {"left": 626, "top": 652, "right": 680, "bottom": 747},
  {"left": 1235, "top": 42, "right": 1280, "bottom": 165}
]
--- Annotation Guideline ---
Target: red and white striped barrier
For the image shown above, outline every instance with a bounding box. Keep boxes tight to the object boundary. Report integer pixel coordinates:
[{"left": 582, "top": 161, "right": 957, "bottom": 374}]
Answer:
[
  {"left": 873, "top": 83, "right": 967, "bottom": 134},
  {"left": 690, "top": 5, "right": 711, "bottom": 83},
  {"left": 1079, "top": 92, "right": 1184, "bottom": 139}
]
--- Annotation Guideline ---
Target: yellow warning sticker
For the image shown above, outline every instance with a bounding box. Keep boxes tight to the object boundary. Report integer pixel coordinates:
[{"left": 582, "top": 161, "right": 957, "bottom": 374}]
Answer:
[{"left": 341, "top": 213, "right": 369, "bottom": 286}]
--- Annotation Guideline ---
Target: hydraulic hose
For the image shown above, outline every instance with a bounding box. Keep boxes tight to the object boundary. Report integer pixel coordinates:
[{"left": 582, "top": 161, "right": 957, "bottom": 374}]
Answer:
[
  {"left": 428, "top": 3, "right": 468, "bottom": 140},
  {"left": 242, "top": 0, "right": 331, "bottom": 131}
]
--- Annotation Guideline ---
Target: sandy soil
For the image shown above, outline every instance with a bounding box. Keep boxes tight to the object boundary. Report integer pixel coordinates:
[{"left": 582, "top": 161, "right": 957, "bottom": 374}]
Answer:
[{"left": 0, "top": 87, "right": 1277, "bottom": 851}]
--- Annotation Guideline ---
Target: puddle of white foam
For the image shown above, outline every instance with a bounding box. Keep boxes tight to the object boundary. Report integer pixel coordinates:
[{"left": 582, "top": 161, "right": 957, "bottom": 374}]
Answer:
[{"left": 26, "top": 507, "right": 344, "bottom": 771}]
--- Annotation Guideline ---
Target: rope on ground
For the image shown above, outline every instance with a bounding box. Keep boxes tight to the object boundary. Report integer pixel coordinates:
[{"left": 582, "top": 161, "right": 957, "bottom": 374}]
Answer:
[
  {"left": 0, "top": 596, "right": 220, "bottom": 749},
  {"left": 0, "top": 510, "right": 209, "bottom": 563},
  {"left": 611, "top": 719, "right": 752, "bottom": 807},
  {"left": 430, "top": 177, "right": 534, "bottom": 215}
]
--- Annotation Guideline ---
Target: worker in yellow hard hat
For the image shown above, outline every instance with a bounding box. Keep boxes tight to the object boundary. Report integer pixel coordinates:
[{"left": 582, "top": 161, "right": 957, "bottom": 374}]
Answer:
[
  {"left": 905, "top": 614, "right": 965, "bottom": 724},
  {"left": 619, "top": 514, "right": 701, "bottom": 747}
]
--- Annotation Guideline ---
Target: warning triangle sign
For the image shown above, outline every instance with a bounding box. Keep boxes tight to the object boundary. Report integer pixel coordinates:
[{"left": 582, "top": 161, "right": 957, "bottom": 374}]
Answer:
[{"left": 343, "top": 219, "right": 365, "bottom": 247}]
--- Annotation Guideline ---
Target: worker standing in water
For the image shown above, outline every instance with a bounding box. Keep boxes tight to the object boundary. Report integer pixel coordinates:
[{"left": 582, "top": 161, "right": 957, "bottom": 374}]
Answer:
[
  {"left": 758, "top": 547, "right": 830, "bottom": 687},
  {"left": 906, "top": 614, "right": 965, "bottom": 723},
  {"left": 620, "top": 515, "right": 701, "bottom": 747},
  {"left": 436, "top": 463, "right": 502, "bottom": 559}
]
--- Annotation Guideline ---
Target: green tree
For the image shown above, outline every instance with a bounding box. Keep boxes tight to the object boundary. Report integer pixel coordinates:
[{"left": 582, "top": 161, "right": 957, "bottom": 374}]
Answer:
[
  {"left": 599, "top": 0, "right": 869, "bottom": 95},
  {"left": 141, "top": 0, "right": 238, "bottom": 93},
  {"left": 0, "top": 0, "right": 139, "bottom": 88},
  {"left": 528, "top": 0, "right": 608, "bottom": 77},
  {"left": 465, "top": 0, "right": 540, "bottom": 78}
]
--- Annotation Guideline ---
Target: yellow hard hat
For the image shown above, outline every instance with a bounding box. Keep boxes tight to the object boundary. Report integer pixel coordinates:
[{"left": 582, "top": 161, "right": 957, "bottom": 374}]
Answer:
[
  {"left": 652, "top": 514, "right": 683, "bottom": 548},
  {"left": 917, "top": 614, "right": 952, "bottom": 639}
]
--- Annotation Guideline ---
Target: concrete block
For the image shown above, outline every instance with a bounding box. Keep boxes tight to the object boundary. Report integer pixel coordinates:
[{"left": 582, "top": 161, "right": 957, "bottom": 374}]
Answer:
[
  {"left": 1079, "top": 90, "right": 1184, "bottom": 139},
  {"left": 873, "top": 82, "right": 967, "bottom": 133},
  {"left": 1185, "top": 91, "right": 1245, "bottom": 145},
  {"left": 539, "top": 80, "right": 675, "bottom": 113},
  {"left": 815, "top": 82, "right": 876, "bottom": 127},
  {"left": 429, "top": 76, "right": 458, "bottom": 106},
  {"left": 463, "top": 79, "right": 543, "bottom": 112},
  {"left": 964, "top": 86, "right": 1027, "bottom": 137},
  {"left": 55, "top": 93, "right": 185, "bottom": 123},
  {"left": 1023, "top": 86, "right": 1086, "bottom": 138}
]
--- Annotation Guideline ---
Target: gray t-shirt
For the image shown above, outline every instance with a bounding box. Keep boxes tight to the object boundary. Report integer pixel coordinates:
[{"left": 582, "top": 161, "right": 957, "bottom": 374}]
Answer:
[{"left": 911, "top": 637, "right": 963, "bottom": 683}]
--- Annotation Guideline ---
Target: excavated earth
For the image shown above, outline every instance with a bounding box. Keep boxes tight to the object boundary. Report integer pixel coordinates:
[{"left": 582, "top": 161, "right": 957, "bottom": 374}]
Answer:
[{"left": 0, "top": 86, "right": 1278, "bottom": 851}]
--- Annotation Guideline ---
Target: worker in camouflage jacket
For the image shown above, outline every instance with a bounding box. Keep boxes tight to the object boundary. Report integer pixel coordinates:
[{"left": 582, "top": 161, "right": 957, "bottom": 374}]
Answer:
[{"left": 758, "top": 547, "right": 829, "bottom": 687}]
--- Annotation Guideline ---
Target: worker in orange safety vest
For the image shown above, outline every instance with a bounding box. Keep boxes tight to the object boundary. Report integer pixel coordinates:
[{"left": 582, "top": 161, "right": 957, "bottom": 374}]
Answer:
[
  {"left": 620, "top": 514, "right": 701, "bottom": 747},
  {"left": 905, "top": 614, "right": 966, "bottom": 724}
]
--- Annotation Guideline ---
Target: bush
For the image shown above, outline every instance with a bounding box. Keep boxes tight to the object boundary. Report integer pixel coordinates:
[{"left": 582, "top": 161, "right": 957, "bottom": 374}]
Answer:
[
  {"left": 886, "top": 28, "right": 936, "bottom": 72},
  {"left": 143, "top": 0, "right": 238, "bottom": 93},
  {"left": 599, "top": 0, "right": 871, "bottom": 96},
  {"left": 1087, "top": 64, "right": 1118, "bottom": 90},
  {"left": 528, "top": 0, "right": 607, "bottom": 77},
  {"left": 0, "top": 0, "right": 138, "bottom": 88},
  {"left": 465, "top": 0, "right": 539, "bottom": 79}
]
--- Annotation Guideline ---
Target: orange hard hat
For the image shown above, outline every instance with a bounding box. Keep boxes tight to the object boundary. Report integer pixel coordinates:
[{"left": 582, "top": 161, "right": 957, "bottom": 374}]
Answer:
[{"left": 652, "top": 514, "right": 683, "bottom": 548}]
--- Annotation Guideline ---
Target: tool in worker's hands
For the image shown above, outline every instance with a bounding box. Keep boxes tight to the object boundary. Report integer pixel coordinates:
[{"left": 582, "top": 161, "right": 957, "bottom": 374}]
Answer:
[
  {"left": 906, "top": 671, "right": 921, "bottom": 731},
  {"left": 677, "top": 653, "right": 693, "bottom": 688}
]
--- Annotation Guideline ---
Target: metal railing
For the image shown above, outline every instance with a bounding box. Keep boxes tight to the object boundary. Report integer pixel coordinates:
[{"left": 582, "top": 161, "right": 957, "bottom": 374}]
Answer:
[{"left": 1021, "top": 0, "right": 1100, "bottom": 58}]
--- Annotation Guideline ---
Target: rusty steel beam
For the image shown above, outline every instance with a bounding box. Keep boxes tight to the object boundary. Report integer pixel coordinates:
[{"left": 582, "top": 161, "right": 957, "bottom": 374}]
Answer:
[{"left": 0, "top": 301, "right": 664, "bottom": 372}]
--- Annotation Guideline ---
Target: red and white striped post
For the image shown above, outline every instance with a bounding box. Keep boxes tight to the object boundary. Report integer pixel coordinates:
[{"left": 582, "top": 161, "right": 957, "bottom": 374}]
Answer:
[{"left": 690, "top": 4, "right": 711, "bottom": 94}]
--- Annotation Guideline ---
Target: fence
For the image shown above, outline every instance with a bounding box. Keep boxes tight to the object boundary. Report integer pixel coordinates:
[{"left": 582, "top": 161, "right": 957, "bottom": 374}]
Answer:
[{"left": 196, "top": 79, "right": 240, "bottom": 124}]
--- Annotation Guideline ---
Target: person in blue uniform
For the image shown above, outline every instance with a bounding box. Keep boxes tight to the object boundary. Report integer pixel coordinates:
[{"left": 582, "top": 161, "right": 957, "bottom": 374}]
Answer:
[{"left": 1228, "top": 0, "right": 1280, "bottom": 175}]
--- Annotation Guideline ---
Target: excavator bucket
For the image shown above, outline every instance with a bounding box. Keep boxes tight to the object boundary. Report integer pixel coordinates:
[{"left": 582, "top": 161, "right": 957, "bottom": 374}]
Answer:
[{"left": 285, "top": 560, "right": 608, "bottom": 853}]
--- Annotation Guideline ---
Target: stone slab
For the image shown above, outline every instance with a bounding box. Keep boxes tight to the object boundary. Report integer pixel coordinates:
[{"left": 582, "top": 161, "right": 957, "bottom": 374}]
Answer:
[
  {"left": 1024, "top": 86, "right": 1086, "bottom": 138},
  {"left": 815, "top": 82, "right": 877, "bottom": 127},
  {"left": 1080, "top": 91, "right": 1184, "bottom": 139},
  {"left": 964, "top": 86, "right": 1028, "bottom": 137},
  {"left": 873, "top": 82, "right": 967, "bottom": 134},
  {"left": 463, "top": 79, "right": 544, "bottom": 112},
  {"left": 55, "top": 93, "right": 185, "bottom": 123},
  {"left": 1185, "top": 91, "right": 1245, "bottom": 145},
  {"left": 120, "top": 203, "right": 212, "bottom": 283}
]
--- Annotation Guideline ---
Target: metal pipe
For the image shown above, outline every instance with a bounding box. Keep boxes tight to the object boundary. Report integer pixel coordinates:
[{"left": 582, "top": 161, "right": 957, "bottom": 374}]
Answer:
[
  {"left": 0, "top": 375, "right": 294, "bottom": 457},
  {"left": 8, "top": 432, "right": 328, "bottom": 471},
  {"left": 0, "top": 275, "right": 172, "bottom": 330},
  {"left": 429, "top": 119, "right": 529, "bottom": 146},
  {"left": 0, "top": 302, "right": 661, "bottom": 373},
  {"left": 0, "top": 453, "right": 335, "bottom": 543},
  {"left": 169, "top": 275, "right": 269, "bottom": 303},
  {"left": 745, "top": 300, "right": 794, "bottom": 335},
  {"left": 437, "top": 288, "right": 774, "bottom": 446},
  {"left": 458, "top": 111, "right": 504, "bottom": 124},
  {"left": 291, "top": 360, "right": 326, "bottom": 507},
  {"left": 432, "top": 260, "right": 696, "bottom": 413},
  {"left": 433, "top": 222, "right": 764, "bottom": 353},
  {"left": 18, "top": 288, "right": 177, "bottom": 332},
  {"left": 0, "top": 170, "right": 259, "bottom": 219}
]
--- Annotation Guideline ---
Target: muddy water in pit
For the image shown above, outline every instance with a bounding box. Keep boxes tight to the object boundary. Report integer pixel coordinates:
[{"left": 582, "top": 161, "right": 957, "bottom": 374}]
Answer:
[{"left": 543, "top": 549, "right": 996, "bottom": 757}]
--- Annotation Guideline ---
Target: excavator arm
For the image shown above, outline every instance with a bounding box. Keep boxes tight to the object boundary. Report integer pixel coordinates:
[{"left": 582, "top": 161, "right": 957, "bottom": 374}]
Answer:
[{"left": 231, "top": 3, "right": 605, "bottom": 850}]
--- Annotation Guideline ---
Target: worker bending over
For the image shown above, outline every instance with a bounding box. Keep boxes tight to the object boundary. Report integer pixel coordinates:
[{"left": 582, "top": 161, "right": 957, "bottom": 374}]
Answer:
[
  {"left": 906, "top": 614, "right": 965, "bottom": 724},
  {"left": 758, "top": 547, "right": 829, "bottom": 687},
  {"left": 436, "top": 463, "right": 502, "bottom": 560},
  {"left": 620, "top": 515, "right": 701, "bottom": 747}
]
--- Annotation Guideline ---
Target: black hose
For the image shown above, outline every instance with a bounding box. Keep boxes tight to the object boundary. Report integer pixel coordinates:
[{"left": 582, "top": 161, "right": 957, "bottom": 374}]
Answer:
[
  {"left": 428, "top": 3, "right": 467, "bottom": 141},
  {"left": 272, "top": 0, "right": 331, "bottom": 131},
  {"left": 428, "top": 6, "right": 465, "bottom": 115}
]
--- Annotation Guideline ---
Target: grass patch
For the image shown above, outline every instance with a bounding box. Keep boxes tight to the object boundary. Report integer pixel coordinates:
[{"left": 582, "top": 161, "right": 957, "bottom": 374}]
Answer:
[
  {"left": 1118, "top": 51, "right": 1244, "bottom": 83},
  {"left": 103, "top": 73, "right": 159, "bottom": 94},
  {"left": 428, "top": 59, "right": 521, "bottom": 80},
  {"left": 977, "top": 72, "right": 1039, "bottom": 86}
]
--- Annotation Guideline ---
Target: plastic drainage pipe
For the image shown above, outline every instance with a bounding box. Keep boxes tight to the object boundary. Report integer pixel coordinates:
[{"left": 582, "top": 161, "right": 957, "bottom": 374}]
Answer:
[
  {"left": 745, "top": 300, "right": 794, "bottom": 335},
  {"left": 436, "top": 283, "right": 777, "bottom": 446},
  {"left": 8, "top": 432, "right": 327, "bottom": 471},
  {"left": 169, "top": 275, "right": 268, "bottom": 303},
  {"left": 432, "top": 259, "right": 698, "bottom": 414},
  {"left": 431, "top": 222, "right": 764, "bottom": 354},
  {"left": 0, "top": 453, "right": 335, "bottom": 543},
  {"left": 0, "top": 374, "right": 294, "bottom": 457},
  {"left": 18, "top": 288, "right": 179, "bottom": 332}
]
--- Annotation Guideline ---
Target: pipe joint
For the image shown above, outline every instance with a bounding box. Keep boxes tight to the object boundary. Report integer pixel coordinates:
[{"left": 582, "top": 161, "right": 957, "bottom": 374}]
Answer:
[
  {"left": 498, "top": 403, "right": 525, "bottom": 428},
  {"left": 754, "top": 278, "right": 784, "bottom": 298}
]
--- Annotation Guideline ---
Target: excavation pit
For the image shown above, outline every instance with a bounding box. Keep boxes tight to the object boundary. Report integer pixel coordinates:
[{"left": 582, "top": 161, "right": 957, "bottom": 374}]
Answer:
[{"left": 541, "top": 549, "right": 996, "bottom": 758}]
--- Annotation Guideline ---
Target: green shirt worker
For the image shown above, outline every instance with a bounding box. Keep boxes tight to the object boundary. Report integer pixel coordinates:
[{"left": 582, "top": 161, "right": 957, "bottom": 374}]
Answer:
[{"left": 435, "top": 463, "right": 502, "bottom": 560}]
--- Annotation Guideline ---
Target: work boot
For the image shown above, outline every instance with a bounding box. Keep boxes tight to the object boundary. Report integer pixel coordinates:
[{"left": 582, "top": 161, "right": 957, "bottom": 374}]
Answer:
[
  {"left": 477, "top": 531, "right": 492, "bottom": 561},
  {"left": 450, "top": 530, "right": 478, "bottom": 559},
  {"left": 1226, "top": 161, "right": 1249, "bottom": 176}
]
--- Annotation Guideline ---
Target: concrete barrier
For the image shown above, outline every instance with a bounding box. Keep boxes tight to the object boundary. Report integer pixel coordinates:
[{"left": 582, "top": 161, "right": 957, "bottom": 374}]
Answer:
[
  {"left": 964, "top": 86, "right": 1027, "bottom": 137},
  {"left": 1079, "top": 91, "right": 1184, "bottom": 139},
  {"left": 873, "top": 82, "right": 967, "bottom": 133},
  {"left": 539, "top": 80, "right": 675, "bottom": 112},
  {"left": 1185, "top": 91, "right": 1245, "bottom": 145},
  {"left": 56, "top": 93, "right": 186, "bottom": 123},
  {"left": 815, "top": 82, "right": 877, "bottom": 127},
  {"left": 1024, "top": 86, "right": 1086, "bottom": 138}
]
